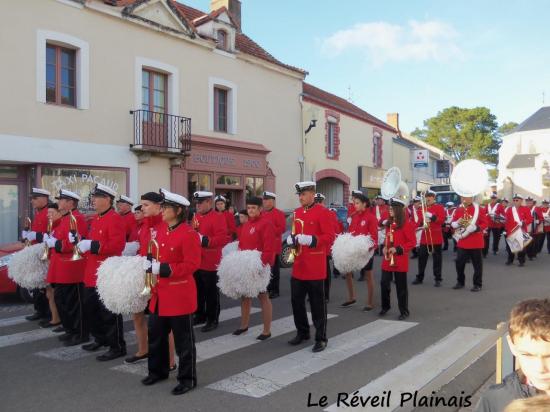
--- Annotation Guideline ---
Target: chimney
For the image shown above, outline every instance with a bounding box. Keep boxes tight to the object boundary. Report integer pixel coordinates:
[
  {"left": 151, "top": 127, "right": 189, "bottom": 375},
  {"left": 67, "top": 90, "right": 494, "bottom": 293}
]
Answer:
[
  {"left": 387, "top": 113, "right": 400, "bottom": 132},
  {"left": 211, "top": 0, "right": 241, "bottom": 31}
]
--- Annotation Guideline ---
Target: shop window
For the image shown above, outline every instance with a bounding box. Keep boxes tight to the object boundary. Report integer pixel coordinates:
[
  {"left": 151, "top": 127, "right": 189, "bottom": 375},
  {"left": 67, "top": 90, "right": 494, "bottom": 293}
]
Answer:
[
  {"left": 216, "top": 175, "right": 241, "bottom": 186},
  {"left": 46, "top": 44, "right": 76, "bottom": 107},
  {"left": 0, "top": 166, "right": 18, "bottom": 179},
  {"left": 245, "top": 177, "right": 264, "bottom": 197},
  {"left": 188, "top": 173, "right": 212, "bottom": 195}
]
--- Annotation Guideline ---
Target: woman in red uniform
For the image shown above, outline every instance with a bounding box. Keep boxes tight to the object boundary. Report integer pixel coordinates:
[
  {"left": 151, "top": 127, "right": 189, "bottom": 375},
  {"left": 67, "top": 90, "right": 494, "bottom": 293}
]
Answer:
[
  {"left": 141, "top": 189, "right": 201, "bottom": 396},
  {"left": 340, "top": 193, "right": 378, "bottom": 311},
  {"left": 215, "top": 195, "right": 237, "bottom": 241},
  {"left": 379, "top": 197, "right": 416, "bottom": 320}
]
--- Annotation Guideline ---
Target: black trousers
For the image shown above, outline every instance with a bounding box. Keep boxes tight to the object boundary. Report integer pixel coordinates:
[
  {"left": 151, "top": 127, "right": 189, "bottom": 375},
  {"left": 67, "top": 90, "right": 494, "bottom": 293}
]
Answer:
[
  {"left": 455, "top": 248, "right": 483, "bottom": 287},
  {"left": 83, "top": 287, "right": 125, "bottom": 350},
  {"left": 505, "top": 242, "right": 526, "bottom": 264},
  {"left": 483, "top": 228, "right": 503, "bottom": 255},
  {"left": 54, "top": 283, "right": 86, "bottom": 338},
  {"left": 324, "top": 257, "right": 331, "bottom": 301},
  {"left": 32, "top": 288, "right": 50, "bottom": 318},
  {"left": 193, "top": 270, "right": 220, "bottom": 324},
  {"left": 267, "top": 255, "right": 281, "bottom": 294},
  {"left": 526, "top": 234, "right": 539, "bottom": 258},
  {"left": 546, "top": 232, "right": 550, "bottom": 253},
  {"left": 537, "top": 232, "right": 547, "bottom": 253},
  {"left": 417, "top": 244, "right": 442, "bottom": 281},
  {"left": 290, "top": 277, "right": 327, "bottom": 342},
  {"left": 148, "top": 311, "right": 196, "bottom": 387},
  {"left": 381, "top": 271, "right": 408, "bottom": 315}
]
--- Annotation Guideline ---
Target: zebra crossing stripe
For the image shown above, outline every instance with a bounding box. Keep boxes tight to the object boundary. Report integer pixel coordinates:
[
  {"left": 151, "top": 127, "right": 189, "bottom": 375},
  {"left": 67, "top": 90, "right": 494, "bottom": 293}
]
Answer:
[
  {"left": 324, "top": 326, "right": 494, "bottom": 412},
  {"left": 111, "top": 313, "right": 338, "bottom": 377},
  {"left": 207, "top": 319, "right": 417, "bottom": 398},
  {"left": 0, "top": 314, "right": 32, "bottom": 328},
  {"left": 0, "top": 328, "right": 59, "bottom": 349}
]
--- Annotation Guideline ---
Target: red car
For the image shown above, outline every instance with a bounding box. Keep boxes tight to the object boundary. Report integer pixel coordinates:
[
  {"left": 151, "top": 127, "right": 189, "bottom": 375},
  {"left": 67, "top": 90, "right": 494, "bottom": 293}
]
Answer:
[{"left": 0, "top": 242, "right": 33, "bottom": 302}]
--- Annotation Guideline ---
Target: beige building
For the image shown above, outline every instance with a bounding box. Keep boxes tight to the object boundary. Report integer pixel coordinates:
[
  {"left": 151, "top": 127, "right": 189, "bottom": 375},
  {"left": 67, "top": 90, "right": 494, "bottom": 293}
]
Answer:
[
  {"left": 0, "top": 0, "right": 306, "bottom": 242},
  {"left": 301, "top": 83, "right": 397, "bottom": 205}
]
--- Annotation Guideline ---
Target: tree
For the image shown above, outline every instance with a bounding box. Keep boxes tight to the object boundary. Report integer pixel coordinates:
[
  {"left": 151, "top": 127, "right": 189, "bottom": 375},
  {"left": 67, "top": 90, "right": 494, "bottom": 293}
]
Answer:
[
  {"left": 498, "top": 121, "right": 519, "bottom": 136},
  {"left": 411, "top": 106, "right": 500, "bottom": 165}
]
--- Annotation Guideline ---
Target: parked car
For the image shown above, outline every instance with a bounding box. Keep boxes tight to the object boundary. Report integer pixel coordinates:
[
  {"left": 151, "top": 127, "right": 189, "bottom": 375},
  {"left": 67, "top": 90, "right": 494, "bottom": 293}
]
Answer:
[{"left": 0, "top": 242, "right": 33, "bottom": 302}]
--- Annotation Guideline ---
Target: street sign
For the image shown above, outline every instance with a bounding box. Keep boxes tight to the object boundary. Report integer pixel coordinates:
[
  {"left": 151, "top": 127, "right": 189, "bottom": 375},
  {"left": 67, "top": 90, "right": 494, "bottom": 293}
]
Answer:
[
  {"left": 436, "top": 160, "right": 451, "bottom": 178},
  {"left": 413, "top": 149, "right": 429, "bottom": 168}
]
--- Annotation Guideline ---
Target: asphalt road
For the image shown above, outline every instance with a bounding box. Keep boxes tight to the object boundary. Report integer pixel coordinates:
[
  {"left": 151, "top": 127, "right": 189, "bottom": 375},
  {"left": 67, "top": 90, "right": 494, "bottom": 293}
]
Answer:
[{"left": 1, "top": 245, "right": 549, "bottom": 412}]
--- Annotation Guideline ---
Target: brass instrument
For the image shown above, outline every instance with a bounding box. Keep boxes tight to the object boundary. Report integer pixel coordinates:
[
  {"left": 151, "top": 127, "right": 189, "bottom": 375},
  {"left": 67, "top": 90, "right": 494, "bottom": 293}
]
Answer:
[
  {"left": 141, "top": 239, "right": 159, "bottom": 297},
  {"left": 287, "top": 212, "right": 304, "bottom": 264},
  {"left": 384, "top": 223, "right": 396, "bottom": 266},
  {"left": 458, "top": 205, "right": 473, "bottom": 228},
  {"left": 39, "top": 218, "right": 53, "bottom": 261},
  {"left": 68, "top": 211, "right": 84, "bottom": 261},
  {"left": 420, "top": 192, "right": 434, "bottom": 255},
  {"left": 192, "top": 213, "right": 199, "bottom": 230},
  {"left": 23, "top": 217, "right": 32, "bottom": 247}
]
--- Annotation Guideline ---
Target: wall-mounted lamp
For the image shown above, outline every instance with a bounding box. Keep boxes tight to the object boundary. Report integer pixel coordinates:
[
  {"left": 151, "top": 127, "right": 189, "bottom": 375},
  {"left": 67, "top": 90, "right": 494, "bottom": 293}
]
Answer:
[{"left": 304, "top": 107, "right": 319, "bottom": 135}]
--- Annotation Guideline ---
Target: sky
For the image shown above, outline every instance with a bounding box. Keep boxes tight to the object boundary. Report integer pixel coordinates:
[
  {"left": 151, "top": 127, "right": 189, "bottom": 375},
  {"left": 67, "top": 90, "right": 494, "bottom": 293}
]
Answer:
[{"left": 183, "top": 0, "right": 550, "bottom": 132}]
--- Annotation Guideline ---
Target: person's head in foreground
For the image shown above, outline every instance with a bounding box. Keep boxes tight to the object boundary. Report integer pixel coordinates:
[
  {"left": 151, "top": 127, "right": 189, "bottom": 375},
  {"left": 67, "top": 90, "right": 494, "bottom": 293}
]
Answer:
[{"left": 504, "top": 395, "right": 550, "bottom": 412}]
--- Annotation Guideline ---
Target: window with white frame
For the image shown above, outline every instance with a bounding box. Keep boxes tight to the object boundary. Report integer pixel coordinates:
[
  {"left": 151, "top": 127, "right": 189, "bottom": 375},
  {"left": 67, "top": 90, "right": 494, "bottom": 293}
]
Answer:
[{"left": 209, "top": 77, "right": 237, "bottom": 134}]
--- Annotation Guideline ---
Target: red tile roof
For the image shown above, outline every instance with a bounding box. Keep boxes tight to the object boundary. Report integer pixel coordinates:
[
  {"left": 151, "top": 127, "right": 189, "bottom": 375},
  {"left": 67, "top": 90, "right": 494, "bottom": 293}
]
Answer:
[{"left": 302, "top": 82, "right": 396, "bottom": 132}]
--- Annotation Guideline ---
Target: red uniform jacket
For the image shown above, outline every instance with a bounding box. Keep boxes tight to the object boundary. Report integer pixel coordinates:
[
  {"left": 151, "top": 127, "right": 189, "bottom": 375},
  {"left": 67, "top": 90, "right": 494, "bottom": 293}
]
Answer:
[
  {"left": 529, "top": 206, "right": 544, "bottom": 234},
  {"left": 349, "top": 209, "right": 378, "bottom": 245},
  {"left": 83, "top": 208, "right": 125, "bottom": 287},
  {"left": 505, "top": 206, "right": 533, "bottom": 234},
  {"left": 291, "top": 204, "right": 336, "bottom": 281},
  {"left": 541, "top": 207, "right": 550, "bottom": 233},
  {"left": 149, "top": 222, "right": 201, "bottom": 316},
  {"left": 262, "top": 207, "right": 286, "bottom": 255},
  {"left": 372, "top": 205, "right": 389, "bottom": 226},
  {"left": 222, "top": 210, "right": 237, "bottom": 241},
  {"left": 452, "top": 204, "right": 488, "bottom": 249},
  {"left": 49, "top": 210, "right": 88, "bottom": 284},
  {"left": 138, "top": 214, "right": 164, "bottom": 257},
  {"left": 238, "top": 215, "right": 276, "bottom": 266},
  {"left": 195, "top": 209, "right": 228, "bottom": 271},
  {"left": 443, "top": 208, "right": 456, "bottom": 233},
  {"left": 347, "top": 203, "right": 355, "bottom": 218},
  {"left": 420, "top": 203, "right": 445, "bottom": 245},
  {"left": 120, "top": 212, "right": 138, "bottom": 242},
  {"left": 484, "top": 202, "right": 505, "bottom": 229},
  {"left": 31, "top": 207, "right": 49, "bottom": 244},
  {"left": 381, "top": 220, "right": 416, "bottom": 273}
]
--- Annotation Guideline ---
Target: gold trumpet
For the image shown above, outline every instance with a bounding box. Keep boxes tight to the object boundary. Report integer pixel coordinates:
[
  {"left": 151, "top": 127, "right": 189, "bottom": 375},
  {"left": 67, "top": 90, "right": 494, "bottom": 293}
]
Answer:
[
  {"left": 287, "top": 212, "right": 304, "bottom": 264},
  {"left": 384, "top": 224, "right": 396, "bottom": 266},
  {"left": 68, "top": 211, "right": 84, "bottom": 261},
  {"left": 39, "top": 218, "right": 53, "bottom": 261},
  {"left": 458, "top": 203, "right": 473, "bottom": 228},
  {"left": 141, "top": 239, "right": 160, "bottom": 297},
  {"left": 23, "top": 217, "right": 32, "bottom": 247},
  {"left": 420, "top": 192, "right": 434, "bottom": 255}
]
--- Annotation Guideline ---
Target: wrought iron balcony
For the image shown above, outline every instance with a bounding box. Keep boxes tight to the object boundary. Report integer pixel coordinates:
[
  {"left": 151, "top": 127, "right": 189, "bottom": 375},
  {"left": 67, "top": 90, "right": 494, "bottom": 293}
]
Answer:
[{"left": 129, "top": 109, "right": 191, "bottom": 155}]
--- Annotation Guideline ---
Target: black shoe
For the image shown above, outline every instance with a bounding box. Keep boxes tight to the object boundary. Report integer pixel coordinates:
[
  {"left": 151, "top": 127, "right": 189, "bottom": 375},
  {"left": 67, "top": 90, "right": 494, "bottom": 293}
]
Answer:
[
  {"left": 528, "top": 257, "right": 533, "bottom": 261},
  {"left": 96, "top": 348, "right": 127, "bottom": 362},
  {"left": 434, "top": 281, "right": 442, "bottom": 287},
  {"left": 64, "top": 335, "right": 90, "bottom": 347},
  {"left": 398, "top": 313, "right": 409, "bottom": 320},
  {"left": 357, "top": 275, "right": 365, "bottom": 282},
  {"left": 193, "top": 315, "right": 206, "bottom": 326},
  {"left": 201, "top": 322, "right": 218, "bottom": 333},
  {"left": 268, "top": 292, "right": 279, "bottom": 299},
  {"left": 519, "top": 262, "right": 525, "bottom": 267},
  {"left": 232, "top": 328, "right": 248, "bottom": 336},
  {"left": 442, "top": 247, "right": 448, "bottom": 251},
  {"left": 52, "top": 326, "right": 65, "bottom": 333},
  {"left": 39, "top": 319, "right": 59, "bottom": 328},
  {"left": 124, "top": 353, "right": 149, "bottom": 364},
  {"left": 471, "top": 286, "right": 482, "bottom": 292},
  {"left": 25, "top": 312, "right": 42, "bottom": 321},
  {"left": 505, "top": 261, "right": 513, "bottom": 266},
  {"left": 312, "top": 341, "right": 327, "bottom": 353},
  {"left": 340, "top": 300, "right": 356, "bottom": 308},
  {"left": 58, "top": 333, "right": 75, "bottom": 342},
  {"left": 482, "top": 253, "right": 487, "bottom": 258},
  {"left": 288, "top": 335, "right": 310, "bottom": 345},
  {"left": 362, "top": 306, "right": 373, "bottom": 312},
  {"left": 172, "top": 383, "right": 195, "bottom": 396},
  {"left": 412, "top": 278, "right": 423, "bottom": 285},
  {"left": 493, "top": 251, "right": 498, "bottom": 255},
  {"left": 452, "top": 283, "right": 464, "bottom": 290},
  {"left": 169, "top": 364, "right": 177, "bottom": 372},
  {"left": 379, "top": 308, "right": 389, "bottom": 316},
  {"left": 82, "top": 341, "right": 105, "bottom": 352},
  {"left": 256, "top": 333, "right": 271, "bottom": 341},
  {"left": 141, "top": 375, "right": 168, "bottom": 386}
]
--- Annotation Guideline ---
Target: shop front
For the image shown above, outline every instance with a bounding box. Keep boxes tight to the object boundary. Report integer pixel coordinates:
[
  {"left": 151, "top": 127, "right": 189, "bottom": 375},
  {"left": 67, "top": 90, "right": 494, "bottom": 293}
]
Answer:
[
  {"left": 170, "top": 135, "right": 275, "bottom": 209},
  {"left": 358, "top": 166, "right": 386, "bottom": 199}
]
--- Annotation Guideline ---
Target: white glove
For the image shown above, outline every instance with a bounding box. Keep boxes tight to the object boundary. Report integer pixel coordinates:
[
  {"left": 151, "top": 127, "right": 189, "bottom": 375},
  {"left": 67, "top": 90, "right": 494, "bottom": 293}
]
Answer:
[
  {"left": 25, "top": 231, "right": 37, "bottom": 241},
  {"left": 142, "top": 259, "right": 152, "bottom": 271},
  {"left": 425, "top": 212, "right": 433, "bottom": 219},
  {"left": 466, "top": 224, "right": 477, "bottom": 234},
  {"left": 346, "top": 217, "right": 352, "bottom": 225},
  {"left": 68, "top": 232, "right": 78, "bottom": 244},
  {"left": 77, "top": 239, "right": 92, "bottom": 253},
  {"left": 296, "top": 234, "right": 313, "bottom": 246},
  {"left": 286, "top": 235, "right": 294, "bottom": 246},
  {"left": 451, "top": 221, "right": 460, "bottom": 229},
  {"left": 381, "top": 219, "right": 388, "bottom": 226},
  {"left": 45, "top": 237, "right": 58, "bottom": 248},
  {"left": 151, "top": 260, "right": 160, "bottom": 275}
]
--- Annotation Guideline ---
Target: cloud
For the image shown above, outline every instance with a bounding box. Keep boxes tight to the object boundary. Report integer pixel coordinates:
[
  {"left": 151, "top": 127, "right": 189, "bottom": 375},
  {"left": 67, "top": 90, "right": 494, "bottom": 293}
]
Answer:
[{"left": 321, "top": 20, "right": 462, "bottom": 66}]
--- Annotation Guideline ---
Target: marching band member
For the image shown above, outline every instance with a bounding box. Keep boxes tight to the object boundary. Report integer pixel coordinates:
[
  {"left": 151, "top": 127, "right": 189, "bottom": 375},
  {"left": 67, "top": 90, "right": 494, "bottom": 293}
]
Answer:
[
  {"left": 526, "top": 197, "right": 543, "bottom": 260},
  {"left": 379, "top": 197, "right": 416, "bottom": 320},
  {"left": 23, "top": 188, "right": 51, "bottom": 322},
  {"left": 413, "top": 191, "right": 445, "bottom": 287},
  {"left": 215, "top": 195, "right": 237, "bottom": 241},
  {"left": 262, "top": 191, "right": 286, "bottom": 299},
  {"left": 442, "top": 201, "right": 456, "bottom": 251},
  {"left": 314, "top": 193, "right": 335, "bottom": 301},
  {"left": 372, "top": 195, "right": 389, "bottom": 256},
  {"left": 483, "top": 194, "right": 506, "bottom": 257},
  {"left": 141, "top": 189, "right": 201, "bottom": 396},
  {"left": 409, "top": 196, "right": 423, "bottom": 259},
  {"left": 236, "top": 209, "right": 248, "bottom": 239},
  {"left": 233, "top": 197, "right": 275, "bottom": 339},
  {"left": 116, "top": 195, "right": 138, "bottom": 242},
  {"left": 347, "top": 190, "right": 364, "bottom": 225},
  {"left": 505, "top": 194, "right": 533, "bottom": 266},
  {"left": 451, "top": 196, "right": 489, "bottom": 292},
  {"left": 287, "top": 182, "right": 335, "bottom": 352},
  {"left": 192, "top": 191, "right": 228, "bottom": 332},
  {"left": 540, "top": 200, "right": 550, "bottom": 253},
  {"left": 47, "top": 190, "right": 89, "bottom": 346},
  {"left": 341, "top": 192, "right": 378, "bottom": 311},
  {"left": 78, "top": 184, "right": 126, "bottom": 361}
]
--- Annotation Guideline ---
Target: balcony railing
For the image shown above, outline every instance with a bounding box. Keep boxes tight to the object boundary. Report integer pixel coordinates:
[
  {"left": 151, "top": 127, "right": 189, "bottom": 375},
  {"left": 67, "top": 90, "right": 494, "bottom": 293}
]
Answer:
[{"left": 130, "top": 109, "right": 191, "bottom": 154}]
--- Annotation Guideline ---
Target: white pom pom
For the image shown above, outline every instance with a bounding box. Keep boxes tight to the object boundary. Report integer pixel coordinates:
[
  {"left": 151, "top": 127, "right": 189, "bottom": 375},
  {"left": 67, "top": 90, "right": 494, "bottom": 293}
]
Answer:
[
  {"left": 7, "top": 244, "right": 48, "bottom": 289},
  {"left": 222, "top": 241, "right": 239, "bottom": 257},
  {"left": 122, "top": 241, "right": 140, "bottom": 256},
  {"left": 96, "top": 256, "right": 149, "bottom": 315},
  {"left": 217, "top": 250, "right": 271, "bottom": 299},
  {"left": 332, "top": 233, "right": 375, "bottom": 273}
]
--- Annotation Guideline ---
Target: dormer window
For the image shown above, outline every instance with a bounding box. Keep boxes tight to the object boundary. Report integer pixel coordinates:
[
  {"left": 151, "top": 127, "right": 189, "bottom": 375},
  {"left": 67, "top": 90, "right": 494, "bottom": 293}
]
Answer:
[{"left": 217, "top": 29, "right": 228, "bottom": 50}]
